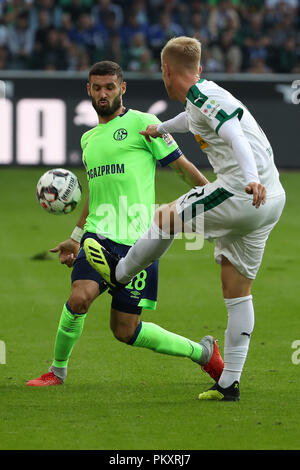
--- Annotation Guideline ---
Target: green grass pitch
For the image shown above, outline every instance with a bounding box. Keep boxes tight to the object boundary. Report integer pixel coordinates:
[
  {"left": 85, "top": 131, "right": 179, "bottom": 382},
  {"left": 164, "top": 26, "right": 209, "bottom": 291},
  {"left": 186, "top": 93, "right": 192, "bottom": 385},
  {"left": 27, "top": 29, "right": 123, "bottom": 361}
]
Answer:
[{"left": 0, "top": 167, "right": 299, "bottom": 450}]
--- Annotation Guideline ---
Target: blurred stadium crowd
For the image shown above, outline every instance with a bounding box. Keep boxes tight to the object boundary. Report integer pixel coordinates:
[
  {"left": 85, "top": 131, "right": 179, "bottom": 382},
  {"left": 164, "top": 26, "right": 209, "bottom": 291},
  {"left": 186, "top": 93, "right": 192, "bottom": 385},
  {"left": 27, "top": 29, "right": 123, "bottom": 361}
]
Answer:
[{"left": 0, "top": 0, "right": 299, "bottom": 74}]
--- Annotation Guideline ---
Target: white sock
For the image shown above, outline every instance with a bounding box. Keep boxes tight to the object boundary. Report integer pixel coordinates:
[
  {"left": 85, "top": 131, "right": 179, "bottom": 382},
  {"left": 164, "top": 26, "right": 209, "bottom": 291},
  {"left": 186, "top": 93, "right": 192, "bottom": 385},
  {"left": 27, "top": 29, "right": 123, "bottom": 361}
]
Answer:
[
  {"left": 116, "top": 221, "right": 174, "bottom": 284},
  {"left": 218, "top": 295, "right": 255, "bottom": 389}
]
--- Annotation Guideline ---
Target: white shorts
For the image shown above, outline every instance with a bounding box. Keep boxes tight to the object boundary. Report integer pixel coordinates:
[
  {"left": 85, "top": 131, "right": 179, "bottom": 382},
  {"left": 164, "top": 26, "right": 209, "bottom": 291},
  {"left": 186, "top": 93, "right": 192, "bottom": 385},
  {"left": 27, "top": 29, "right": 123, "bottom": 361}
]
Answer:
[{"left": 176, "top": 180, "right": 286, "bottom": 279}]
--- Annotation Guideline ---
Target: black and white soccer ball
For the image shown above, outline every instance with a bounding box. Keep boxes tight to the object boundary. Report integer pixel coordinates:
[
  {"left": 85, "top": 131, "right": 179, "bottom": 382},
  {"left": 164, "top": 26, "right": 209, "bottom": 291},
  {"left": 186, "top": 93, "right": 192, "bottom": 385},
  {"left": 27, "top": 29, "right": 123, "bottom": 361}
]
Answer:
[{"left": 36, "top": 168, "right": 82, "bottom": 215}]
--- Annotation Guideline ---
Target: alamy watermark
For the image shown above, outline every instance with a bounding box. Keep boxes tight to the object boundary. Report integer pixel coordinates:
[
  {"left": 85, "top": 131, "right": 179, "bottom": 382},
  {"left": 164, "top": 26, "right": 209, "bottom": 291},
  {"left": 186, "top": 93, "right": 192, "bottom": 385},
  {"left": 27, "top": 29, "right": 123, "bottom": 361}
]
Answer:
[
  {"left": 0, "top": 340, "right": 6, "bottom": 364},
  {"left": 93, "top": 198, "right": 204, "bottom": 251},
  {"left": 0, "top": 80, "right": 5, "bottom": 99},
  {"left": 291, "top": 80, "right": 300, "bottom": 104},
  {"left": 291, "top": 340, "right": 300, "bottom": 365}
]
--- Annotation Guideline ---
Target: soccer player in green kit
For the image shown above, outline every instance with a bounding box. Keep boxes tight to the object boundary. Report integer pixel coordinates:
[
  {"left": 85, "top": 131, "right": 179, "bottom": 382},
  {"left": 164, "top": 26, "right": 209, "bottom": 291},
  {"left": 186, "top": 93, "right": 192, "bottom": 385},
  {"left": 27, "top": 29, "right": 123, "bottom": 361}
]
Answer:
[{"left": 27, "top": 61, "right": 223, "bottom": 387}]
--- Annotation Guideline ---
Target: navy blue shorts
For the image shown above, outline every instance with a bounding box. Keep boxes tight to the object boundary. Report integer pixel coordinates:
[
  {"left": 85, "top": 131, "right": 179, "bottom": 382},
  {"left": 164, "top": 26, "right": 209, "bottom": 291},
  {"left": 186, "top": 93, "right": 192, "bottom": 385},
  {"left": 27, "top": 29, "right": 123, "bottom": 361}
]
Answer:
[{"left": 71, "top": 232, "right": 159, "bottom": 315}]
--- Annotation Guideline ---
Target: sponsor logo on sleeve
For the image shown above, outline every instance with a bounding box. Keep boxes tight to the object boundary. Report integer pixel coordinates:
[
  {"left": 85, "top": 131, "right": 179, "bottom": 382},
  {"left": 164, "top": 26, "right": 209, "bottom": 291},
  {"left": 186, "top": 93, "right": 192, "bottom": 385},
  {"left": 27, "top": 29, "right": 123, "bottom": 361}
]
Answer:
[
  {"left": 200, "top": 99, "right": 220, "bottom": 119},
  {"left": 162, "top": 133, "right": 175, "bottom": 147}
]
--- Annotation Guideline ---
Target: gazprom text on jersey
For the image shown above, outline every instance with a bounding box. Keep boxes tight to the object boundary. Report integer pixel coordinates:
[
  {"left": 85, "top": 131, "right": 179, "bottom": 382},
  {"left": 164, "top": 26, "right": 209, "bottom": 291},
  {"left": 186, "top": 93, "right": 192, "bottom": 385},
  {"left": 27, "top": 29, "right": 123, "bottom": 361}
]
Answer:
[{"left": 87, "top": 163, "right": 125, "bottom": 180}]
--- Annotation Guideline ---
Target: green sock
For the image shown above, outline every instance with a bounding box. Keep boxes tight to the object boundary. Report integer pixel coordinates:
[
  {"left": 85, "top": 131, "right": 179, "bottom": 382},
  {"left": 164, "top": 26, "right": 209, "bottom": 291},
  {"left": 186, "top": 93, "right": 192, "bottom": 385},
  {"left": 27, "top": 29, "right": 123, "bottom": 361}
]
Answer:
[
  {"left": 131, "top": 321, "right": 203, "bottom": 362},
  {"left": 52, "top": 303, "right": 87, "bottom": 368}
]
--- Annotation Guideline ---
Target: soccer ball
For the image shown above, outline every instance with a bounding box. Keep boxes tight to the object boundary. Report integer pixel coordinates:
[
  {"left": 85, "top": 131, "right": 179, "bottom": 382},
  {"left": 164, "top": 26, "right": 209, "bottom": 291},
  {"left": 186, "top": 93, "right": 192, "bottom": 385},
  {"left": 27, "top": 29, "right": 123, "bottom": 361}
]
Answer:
[{"left": 36, "top": 168, "right": 82, "bottom": 215}]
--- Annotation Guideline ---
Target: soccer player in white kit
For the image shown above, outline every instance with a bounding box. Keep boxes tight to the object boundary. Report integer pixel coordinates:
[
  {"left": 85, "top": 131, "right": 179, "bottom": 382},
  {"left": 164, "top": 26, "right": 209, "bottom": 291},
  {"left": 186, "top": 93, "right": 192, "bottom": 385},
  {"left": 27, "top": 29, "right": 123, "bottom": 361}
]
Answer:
[{"left": 84, "top": 37, "right": 286, "bottom": 401}]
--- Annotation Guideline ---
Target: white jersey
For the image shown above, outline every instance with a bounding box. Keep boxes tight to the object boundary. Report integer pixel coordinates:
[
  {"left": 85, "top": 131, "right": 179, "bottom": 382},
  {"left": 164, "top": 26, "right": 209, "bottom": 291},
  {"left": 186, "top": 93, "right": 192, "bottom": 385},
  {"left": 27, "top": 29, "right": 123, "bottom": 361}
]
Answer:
[{"left": 185, "top": 79, "right": 284, "bottom": 197}]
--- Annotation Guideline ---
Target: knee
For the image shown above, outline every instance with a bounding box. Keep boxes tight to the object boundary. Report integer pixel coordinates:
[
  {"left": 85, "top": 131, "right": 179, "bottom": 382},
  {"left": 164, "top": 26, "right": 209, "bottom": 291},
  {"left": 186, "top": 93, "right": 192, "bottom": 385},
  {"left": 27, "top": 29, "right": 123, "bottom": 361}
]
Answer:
[
  {"left": 221, "top": 278, "right": 234, "bottom": 299},
  {"left": 154, "top": 203, "right": 180, "bottom": 235},
  {"left": 111, "top": 322, "right": 139, "bottom": 344},
  {"left": 68, "top": 290, "right": 94, "bottom": 314},
  {"left": 221, "top": 257, "right": 252, "bottom": 299},
  {"left": 221, "top": 279, "right": 252, "bottom": 299},
  {"left": 154, "top": 206, "right": 167, "bottom": 231}
]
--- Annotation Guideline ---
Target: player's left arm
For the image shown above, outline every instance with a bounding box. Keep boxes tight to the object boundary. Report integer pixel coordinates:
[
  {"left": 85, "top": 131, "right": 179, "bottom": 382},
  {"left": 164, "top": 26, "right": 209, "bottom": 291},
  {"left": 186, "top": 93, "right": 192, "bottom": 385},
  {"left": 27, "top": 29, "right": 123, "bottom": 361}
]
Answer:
[
  {"left": 193, "top": 91, "right": 266, "bottom": 208},
  {"left": 169, "top": 154, "right": 209, "bottom": 187},
  {"left": 218, "top": 118, "right": 266, "bottom": 208}
]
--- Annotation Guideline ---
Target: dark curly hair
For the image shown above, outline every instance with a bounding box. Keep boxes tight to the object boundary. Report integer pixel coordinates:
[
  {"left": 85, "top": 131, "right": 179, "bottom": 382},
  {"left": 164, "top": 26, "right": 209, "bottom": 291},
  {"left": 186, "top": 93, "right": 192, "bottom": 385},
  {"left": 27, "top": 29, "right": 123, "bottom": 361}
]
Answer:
[{"left": 88, "top": 61, "right": 123, "bottom": 83}]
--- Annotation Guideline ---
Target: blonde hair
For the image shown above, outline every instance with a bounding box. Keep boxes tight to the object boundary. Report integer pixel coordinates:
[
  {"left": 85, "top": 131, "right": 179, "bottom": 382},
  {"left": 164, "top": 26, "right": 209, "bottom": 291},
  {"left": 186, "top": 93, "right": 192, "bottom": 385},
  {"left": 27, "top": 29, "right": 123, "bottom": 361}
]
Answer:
[{"left": 161, "top": 36, "right": 201, "bottom": 72}]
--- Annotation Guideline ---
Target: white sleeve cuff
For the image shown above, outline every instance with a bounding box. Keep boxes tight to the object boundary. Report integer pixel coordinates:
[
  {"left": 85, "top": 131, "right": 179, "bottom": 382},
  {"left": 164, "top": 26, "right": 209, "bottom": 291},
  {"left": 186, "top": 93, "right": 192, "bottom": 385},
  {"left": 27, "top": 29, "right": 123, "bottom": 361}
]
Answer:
[{"left": 70, "top": 226, "right": 84, "bottom": 243}]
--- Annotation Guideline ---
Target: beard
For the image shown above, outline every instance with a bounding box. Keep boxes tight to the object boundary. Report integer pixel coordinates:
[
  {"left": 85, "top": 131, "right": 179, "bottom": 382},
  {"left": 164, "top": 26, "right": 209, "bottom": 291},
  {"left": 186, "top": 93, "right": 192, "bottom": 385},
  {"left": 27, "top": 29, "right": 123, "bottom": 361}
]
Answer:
[{"left": 91, "top": 91, "right": 122, "bottom": 117}]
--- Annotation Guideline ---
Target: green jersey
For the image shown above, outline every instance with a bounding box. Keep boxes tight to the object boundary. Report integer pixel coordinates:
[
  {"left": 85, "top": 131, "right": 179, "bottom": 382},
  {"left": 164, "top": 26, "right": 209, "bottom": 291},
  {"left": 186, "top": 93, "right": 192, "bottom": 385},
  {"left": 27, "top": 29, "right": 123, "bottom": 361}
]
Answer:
[{"left": 81, "top": 108, "right": 182, "bottom": 246}]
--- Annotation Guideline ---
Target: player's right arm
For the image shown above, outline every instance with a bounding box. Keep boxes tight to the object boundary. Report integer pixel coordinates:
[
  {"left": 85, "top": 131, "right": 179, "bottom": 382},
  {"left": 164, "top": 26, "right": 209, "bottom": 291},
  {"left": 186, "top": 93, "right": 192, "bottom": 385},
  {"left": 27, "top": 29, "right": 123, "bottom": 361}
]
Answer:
[
  {"left": 140, "top": 112, "right": 208, "bottom": 187},
  {"left": 139, "top": 112, "right": 189, "bottom": 141},
  {"left": 50, "top": 195, "right": 89, "bottom": 267},
  {"left": 169, "top": 154, "right": 209, "bottom": 187}
]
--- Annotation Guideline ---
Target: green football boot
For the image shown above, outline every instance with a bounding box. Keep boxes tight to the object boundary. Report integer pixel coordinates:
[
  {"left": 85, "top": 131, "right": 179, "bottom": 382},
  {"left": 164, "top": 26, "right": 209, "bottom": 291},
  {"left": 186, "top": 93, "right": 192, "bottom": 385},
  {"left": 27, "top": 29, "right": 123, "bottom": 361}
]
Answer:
[
  {"left": 83, "top": 238, "right": 124, "bottom": 289},
  {"left": 198, "top": 380, "right": 240, "bottom": 401}
]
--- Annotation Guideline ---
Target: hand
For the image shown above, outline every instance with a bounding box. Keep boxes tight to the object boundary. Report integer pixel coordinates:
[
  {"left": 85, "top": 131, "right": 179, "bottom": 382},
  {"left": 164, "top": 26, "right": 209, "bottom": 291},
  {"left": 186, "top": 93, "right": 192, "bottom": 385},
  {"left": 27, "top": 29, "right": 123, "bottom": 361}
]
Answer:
[
  {"left": 245, "top": 182, "right": 267, "bottom": 208},
  {"left": 139, "top": 124, "right": 163, "bottom": 142},
  {"left": 50, "top": 238, "right": 80, "bottom": 267}
]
